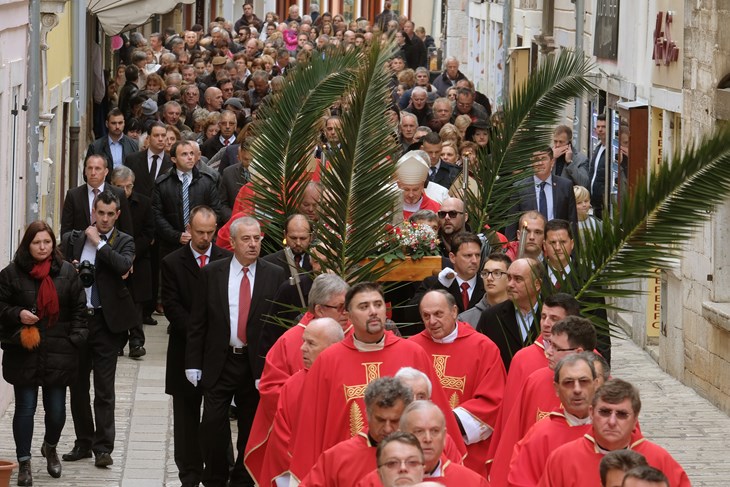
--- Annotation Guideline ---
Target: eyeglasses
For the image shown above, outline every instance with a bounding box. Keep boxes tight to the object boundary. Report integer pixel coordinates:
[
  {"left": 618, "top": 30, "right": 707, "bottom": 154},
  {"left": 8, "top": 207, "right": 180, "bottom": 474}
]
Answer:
[
  {"left": 320, "top": 303, "right": 346, "bottom": 314},
  {"left": 596, "top": 408, "right": 632, "bottom": 420},
  {"left": 378, "top": 459, "right": 424, "bottom": 471},
  {"left": 437, "top": 210, "right": 464, "bottom": 219},
  {"left": 480, "top": 270, "right": 505, "bottom": 279}
]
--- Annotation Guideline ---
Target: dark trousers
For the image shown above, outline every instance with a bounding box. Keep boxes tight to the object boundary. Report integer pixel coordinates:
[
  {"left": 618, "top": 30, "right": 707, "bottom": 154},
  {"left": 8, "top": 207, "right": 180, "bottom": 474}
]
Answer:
[
  {"left": 173, "top": 392, "right": 204, "bottom": 485},
  {"left": 69, "top": 312, "right": 125, "bottom": 454},
  {"left": 122, "top": 303, "right": 145, "bottom": 349},
  {"left": 13, "top": 385, "right": 66, "bottom": 461},
  {"left": 144, "top": 242, "right": 161, "bottom": 317},
  {"left": 200, "top": 350, "right": 258, "bottom": 487}
]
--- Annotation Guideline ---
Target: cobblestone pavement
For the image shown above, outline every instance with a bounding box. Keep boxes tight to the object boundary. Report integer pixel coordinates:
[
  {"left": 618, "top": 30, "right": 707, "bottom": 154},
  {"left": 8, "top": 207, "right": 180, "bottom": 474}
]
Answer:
[{"left": 0, "top": 320, "right": 728, "bottom": 485}]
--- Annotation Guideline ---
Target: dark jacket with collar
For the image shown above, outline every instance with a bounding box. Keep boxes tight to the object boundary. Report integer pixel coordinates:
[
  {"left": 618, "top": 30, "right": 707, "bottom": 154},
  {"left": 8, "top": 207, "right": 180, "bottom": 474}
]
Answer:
[
  {"left": 60, "top": 183, "right": 134, "bottom": 236},
  {"left": 162, "top": 243, "right": 231, "bottom": 395},
  {"left": 124, "top": 149, "right": 173, "bottom": 197},
  {"left": 505, "top": 174, "right": 578, "bottom": 240},
  {"left": 432, "top": 70, "right": 468, "bottom": 97},
  {"left": 0, "top": 258, "right": 87, "bottom": 386},
  {"left": 86, "top": 134, "right": 139, "bottom": 172},
  {"left": 476, "top": 299, "right": 540, "bottom": 371},
  {"left": 60, "top": 227, "right": 137, "bottom": 334},
  {"left": 219, "top": 162, "right": 250, "bottom": 210},
  {"left": 429, "top": 161, "right": 461, "bottom": 189},
  {"left": 126, "top": 191, "right": 155, "bottom": 302},
  {"left": 152, "top": 166, "right": 226, "bottom": 254}
]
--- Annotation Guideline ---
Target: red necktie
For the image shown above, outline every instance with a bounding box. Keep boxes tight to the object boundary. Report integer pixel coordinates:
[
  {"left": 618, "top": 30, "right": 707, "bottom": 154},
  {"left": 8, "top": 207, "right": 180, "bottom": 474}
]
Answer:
[
  {"left": 237, "top": 267, "right": 251, "bottom": 344},
  {"left": 224, "top": 139, "right": 230, "bottom": 146},
  {"left": 91, "top": 188, "right": 99, "bottom": 224},
  {"left": 460, "top": 282, "right": 470, "bottom": 310},
  {"left": 198, "top": 255, "right": 207, "bottom": 268}
]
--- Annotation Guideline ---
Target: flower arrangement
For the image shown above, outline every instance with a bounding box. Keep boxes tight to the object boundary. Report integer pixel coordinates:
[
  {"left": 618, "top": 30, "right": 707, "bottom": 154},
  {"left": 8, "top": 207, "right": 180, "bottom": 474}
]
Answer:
[{"left": 377, "top": 222, "right": 441, "bottom": 263}]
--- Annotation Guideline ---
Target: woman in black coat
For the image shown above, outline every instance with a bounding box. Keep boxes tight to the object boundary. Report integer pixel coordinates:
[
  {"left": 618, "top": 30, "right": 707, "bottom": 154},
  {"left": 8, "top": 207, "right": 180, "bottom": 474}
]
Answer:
[{"left": 0, "top": 221, "right": 87, "bottom": 485}]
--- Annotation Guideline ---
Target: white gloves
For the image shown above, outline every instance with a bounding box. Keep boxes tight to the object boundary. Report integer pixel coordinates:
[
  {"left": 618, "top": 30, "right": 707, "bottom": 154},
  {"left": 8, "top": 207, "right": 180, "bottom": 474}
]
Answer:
[
  {"left": 438, "top": 267, "right": 456, "bottom": 288},
  {"left": 185, "top": 369, "right": 202, "bottom": 387}
]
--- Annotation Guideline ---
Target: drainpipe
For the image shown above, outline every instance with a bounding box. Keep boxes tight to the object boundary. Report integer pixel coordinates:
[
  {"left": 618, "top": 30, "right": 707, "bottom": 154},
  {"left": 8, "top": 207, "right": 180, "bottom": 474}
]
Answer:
[
  {"left": 26, "top": 0, "right": 41, "bottom": 223},
  {"left": 502, "top": 0, "right": 512, "bottom": 104},
  {"left": 573, "top": 0, "right": 585, "bottom": 148},
  {"left": 69, "top": 0, "right": 86, "bottom": 188}
]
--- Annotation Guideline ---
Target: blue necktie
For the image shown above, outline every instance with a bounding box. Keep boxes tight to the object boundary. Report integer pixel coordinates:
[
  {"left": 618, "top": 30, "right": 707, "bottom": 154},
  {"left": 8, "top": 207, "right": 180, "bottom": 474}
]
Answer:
[
  {"left": 539, "top": 182, "right": 548, "bottom": 220},
  {"left": 182, "top": 173, "right": 191, "bottom": 226}
]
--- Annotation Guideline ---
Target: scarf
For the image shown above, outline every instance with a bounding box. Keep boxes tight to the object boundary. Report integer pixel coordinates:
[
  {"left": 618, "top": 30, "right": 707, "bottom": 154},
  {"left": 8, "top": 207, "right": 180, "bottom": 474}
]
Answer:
[{"left": 21, "top": 258, "right": 59, "bottom": 351}]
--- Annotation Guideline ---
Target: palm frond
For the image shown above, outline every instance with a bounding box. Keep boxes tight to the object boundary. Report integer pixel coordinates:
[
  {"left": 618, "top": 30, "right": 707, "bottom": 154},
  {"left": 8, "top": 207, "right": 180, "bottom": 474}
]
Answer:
[
  {"left": 572, "top": 127, "right": 730, "bottom": 301},
  {"left": 315, "top": 42, "right": 402, "bottom": 283},
  {"left": 468, "top": 50, "right": 596, "bottom": 233},
  {"left": 250, "top": 51, "right": 362, "bottom": 252}
]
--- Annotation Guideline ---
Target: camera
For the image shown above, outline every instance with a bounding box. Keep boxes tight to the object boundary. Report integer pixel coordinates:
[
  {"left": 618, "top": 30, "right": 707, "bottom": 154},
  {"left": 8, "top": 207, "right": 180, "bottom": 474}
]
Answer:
[{"left": 76, "top": 260, "right": 96, "bottom": 288}]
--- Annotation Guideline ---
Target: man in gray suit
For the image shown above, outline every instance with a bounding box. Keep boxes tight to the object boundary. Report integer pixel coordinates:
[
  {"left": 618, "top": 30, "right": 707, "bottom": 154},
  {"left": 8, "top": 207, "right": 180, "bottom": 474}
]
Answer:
[
  {"left": 552, "top": 125, "right": 589, "bottom": 188},
  {"left": 86, "top": 108, "right": 139, "bottom": 171}
]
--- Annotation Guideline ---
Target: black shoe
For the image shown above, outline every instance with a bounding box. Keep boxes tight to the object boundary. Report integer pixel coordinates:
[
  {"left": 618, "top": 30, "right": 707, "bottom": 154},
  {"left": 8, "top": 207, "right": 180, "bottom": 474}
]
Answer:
[
  {"left": 94, "top": 452, "right": 113, "bottom": 468},
  {"left": 143, "top": 316, "right": 158, "bottom": 326},
  {"left": 129, "top": 346, "right": 146, "bottom": 358},
  {"left": 62, "top": 446, "right": 92, "bottom": 462},
  {"left": 229, "top": 405, "right": 238, "bottom": 421},
  {"left": 17, "top": 459, "right": 32, "bottom": 486},
  {"left": 41, "top": 442, "right": 62, "bottom": 478},
  {"left": 118, "top": 349, "right": 124, "bottom": 357}
]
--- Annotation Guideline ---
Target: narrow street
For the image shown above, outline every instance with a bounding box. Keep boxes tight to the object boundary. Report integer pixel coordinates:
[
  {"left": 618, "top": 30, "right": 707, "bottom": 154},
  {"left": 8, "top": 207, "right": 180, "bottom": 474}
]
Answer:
[{"left": 0, "top": 317, "right": 728, "bottom": 486}]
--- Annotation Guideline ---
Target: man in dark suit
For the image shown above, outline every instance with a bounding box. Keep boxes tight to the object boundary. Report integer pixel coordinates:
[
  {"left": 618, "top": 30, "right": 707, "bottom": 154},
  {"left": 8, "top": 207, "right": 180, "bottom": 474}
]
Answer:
[
  {"left": 588, "top": 114, "right": 607, "bottom": 219},
  {"left": 421, "top": 132, "right": 459, "bottom": 189},
  {"left": 86, "top": 108, "right": 139, "bottom": 172},
  {"left": 542, "top": 219, "right": 611, "bottom": 364},
  {"left": 61, "top": 154, "right": 134, "bottom": 236},
  {"left": 162, "top": 206, "right": 231, "bottom": 487},
  {"left": 262, "top": 214, "right": 313, "bottom": 275},
  {"left": 219, "top": 141, "right": 253, "bottom": 210},
  {"left": 110, "top": 166, "right": 154, "bottom": 358},
  {"left": 201, "top": 110, "right": 237, "bottom": 160},
  {"left": 186, "top": 216, "right": 287, "bottom": 486},
  {"left": 60, "top": 190, "right": 137, "bottom": 468},
  {"left": 407, "top": 232, "right": 485, "bottom": 336},
  {"left": 506, "top": 147, "right": 578, "bottom": 240},
  {"left": 476, "top": 257, "right": 543, "bottom": 371},
  {"left": 152, "top": 140, "right": 226, "bottom": 258},
  {"left": 123, "top": 122, "right": 172, "bottom": 198}
]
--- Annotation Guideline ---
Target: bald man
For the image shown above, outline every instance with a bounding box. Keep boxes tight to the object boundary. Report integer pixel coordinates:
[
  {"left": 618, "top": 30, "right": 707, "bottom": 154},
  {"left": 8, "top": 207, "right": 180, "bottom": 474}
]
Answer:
[{"left": 255, "top": 318, "right": 344, "bottom": 486}]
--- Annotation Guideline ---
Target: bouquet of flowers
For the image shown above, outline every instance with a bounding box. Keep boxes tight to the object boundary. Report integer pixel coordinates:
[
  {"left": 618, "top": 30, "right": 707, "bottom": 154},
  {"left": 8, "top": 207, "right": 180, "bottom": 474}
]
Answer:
[{"left": 377, "top": 221, "right": 441, "bottom": 263}]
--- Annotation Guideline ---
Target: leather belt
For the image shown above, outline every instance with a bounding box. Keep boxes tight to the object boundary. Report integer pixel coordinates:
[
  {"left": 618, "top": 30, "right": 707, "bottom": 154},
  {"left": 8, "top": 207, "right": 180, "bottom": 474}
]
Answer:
[{"left": 230, "top": 345, "right": 248, "bottom": 355}]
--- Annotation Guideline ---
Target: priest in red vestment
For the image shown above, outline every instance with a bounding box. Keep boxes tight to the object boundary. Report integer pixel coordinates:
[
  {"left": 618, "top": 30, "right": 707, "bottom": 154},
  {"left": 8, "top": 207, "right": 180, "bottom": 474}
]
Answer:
[
  {"left": 487, "top": 292, "right": 581, "bottom": 473},
  {"left": 539, "top": 379, "right": 690, "bottom": 487},
  {"left": 504, "top": 353, "right": 600, "bottom": 487},
  {"left": 409, "top": 290, "right": 506, "bottom": 476},
  {"left": 356, "top": 400, "right": 490, "bottom": 487},
  {"left": 244, "top": 275, "right": 352, "bottom": 482},
  {"left": 246, "top": 318, "right": 345, "bottom": 486},
  {"left": 300, "top": 377, "right": 414, "bottom": 487},
  {"left": 288, "top": 283, "right": 466, "bottom": 484},
  {"left": 396, "top": 151, "right": 442, "bottom": 221},
  {"left": 489, "top": 316, "right": 596, "bottom": 484}
]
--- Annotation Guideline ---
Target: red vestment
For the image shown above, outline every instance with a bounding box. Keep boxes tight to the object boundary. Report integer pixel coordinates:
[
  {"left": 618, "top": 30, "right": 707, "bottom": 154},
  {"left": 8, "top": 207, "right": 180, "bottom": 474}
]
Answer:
[
  {"left": 538, "top": 434, "right": 690, "bottom": 487},
  {"left": 300, "top": 433, "right": 376, "bottom": 487},
  {"left": 258, "top": 369, "right": 308, "bottom": 486},
  {"left": 288, "top": 332, "right": 466, "bottom": 483},
  {"left": 402, "top": 193, "right": 441, "bottom": 220},
  {"left": 504, "top": 411, "right": 591, "bottom": 487},
  {"left": 244, "top": 313, "right": 315, "bottom": 483},
  {"left": 409, "top": 323, "right": 506, "bottom": 476},
  {"left": 489, "top": 367, "right": 559, "bottom": 486},
  {"left": 355, "top": 455, "right": 491, "bottom": 487}
]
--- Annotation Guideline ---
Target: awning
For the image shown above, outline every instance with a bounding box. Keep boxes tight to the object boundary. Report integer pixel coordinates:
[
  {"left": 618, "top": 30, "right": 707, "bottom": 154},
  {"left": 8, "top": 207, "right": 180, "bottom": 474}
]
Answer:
[{"left": 87, "top": 0, "right": 196, "bottom": 35}]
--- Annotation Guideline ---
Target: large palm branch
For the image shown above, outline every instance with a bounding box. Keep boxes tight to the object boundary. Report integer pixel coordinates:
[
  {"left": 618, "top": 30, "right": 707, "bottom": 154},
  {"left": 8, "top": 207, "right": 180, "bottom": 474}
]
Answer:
[
  {"left": 466, "top": 50, "right": 596, "bottom": 233},
  {"left": 566, "top": 127, "right": 730, "bottom": 315},
  {"left": 249, "top": 50, "right": 362, "bottom": 252},
  {"left": 314, "top": 42, "right": 402, "bottom": 283}
]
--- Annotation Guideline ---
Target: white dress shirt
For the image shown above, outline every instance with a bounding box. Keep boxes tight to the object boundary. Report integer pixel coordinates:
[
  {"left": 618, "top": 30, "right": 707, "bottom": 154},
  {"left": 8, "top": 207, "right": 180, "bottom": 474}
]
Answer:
[
  {"left": 228, "top": 258, "right": 256, "bottom": 347},
  {"left": 147, "top": 149, "right": 165, "bottom": 179},
  {"left": 533, "top": 175, "right": 555, "bottom": 221},
  {"left": 87, "top": 183, "right": 106, "bottom": 220},
  {"left": 80, "top": 229, "right": 113, "bottom": 308}
]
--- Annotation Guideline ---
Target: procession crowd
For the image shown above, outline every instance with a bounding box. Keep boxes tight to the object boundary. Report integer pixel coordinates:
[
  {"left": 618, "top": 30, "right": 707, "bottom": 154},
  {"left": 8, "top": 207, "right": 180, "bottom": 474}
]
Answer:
[{"left": 0, "top": 2, "right": 688, "bottom": 487}]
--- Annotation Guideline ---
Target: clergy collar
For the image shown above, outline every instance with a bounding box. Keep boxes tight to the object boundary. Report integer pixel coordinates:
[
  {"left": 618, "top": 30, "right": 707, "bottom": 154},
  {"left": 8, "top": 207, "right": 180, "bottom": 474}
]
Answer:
[
  {"left": 353, "top": 333, "right": 385, "bottom": 352},
  {"left": 563, "top": 410, "right": 592, "bottom": 426},
  {"left": 431, "top": 324, "right": 458, "bottom": 344}
]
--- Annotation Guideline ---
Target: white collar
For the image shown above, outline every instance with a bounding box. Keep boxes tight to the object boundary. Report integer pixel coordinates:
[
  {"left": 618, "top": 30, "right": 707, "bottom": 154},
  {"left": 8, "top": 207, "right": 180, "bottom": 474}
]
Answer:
[
  {"left": 564, "top": 410, "right": 592, "bottom": 426},
  {"left": 190, "top": 244, "right": 212, "bottom": 260},
  {"left": 353, "top": 334, "right": 385, "bottom": 352},
  {"left": 431, "top": 324, "right": 459, "bottom": 344}
]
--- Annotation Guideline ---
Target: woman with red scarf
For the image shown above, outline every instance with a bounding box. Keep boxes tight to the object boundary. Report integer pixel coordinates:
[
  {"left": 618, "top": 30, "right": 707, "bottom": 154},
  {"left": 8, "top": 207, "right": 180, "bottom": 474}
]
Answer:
[{"left": 0, "top": 221, "right": 87, "bottom": 486}]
